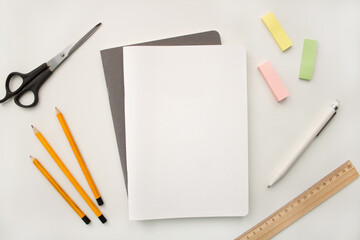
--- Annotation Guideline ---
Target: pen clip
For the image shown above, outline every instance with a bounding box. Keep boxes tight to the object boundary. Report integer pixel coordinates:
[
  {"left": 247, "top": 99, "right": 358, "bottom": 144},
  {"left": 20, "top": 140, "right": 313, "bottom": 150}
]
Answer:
[{"left": 316, "top": 112, "right": 337, "bottom": 137}]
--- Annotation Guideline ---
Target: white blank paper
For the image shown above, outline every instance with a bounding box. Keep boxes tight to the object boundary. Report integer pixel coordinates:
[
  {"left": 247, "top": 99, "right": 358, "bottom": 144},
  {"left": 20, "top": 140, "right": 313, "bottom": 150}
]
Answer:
[{"left": 123, "top": 45, "right": 248, "bottom": 220}]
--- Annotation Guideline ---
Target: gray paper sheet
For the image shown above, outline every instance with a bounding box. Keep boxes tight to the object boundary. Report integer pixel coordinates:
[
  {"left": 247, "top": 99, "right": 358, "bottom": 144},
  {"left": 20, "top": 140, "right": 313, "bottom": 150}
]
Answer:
[{"left": 100, "top": 31, "right": 221, "bottom": 192}]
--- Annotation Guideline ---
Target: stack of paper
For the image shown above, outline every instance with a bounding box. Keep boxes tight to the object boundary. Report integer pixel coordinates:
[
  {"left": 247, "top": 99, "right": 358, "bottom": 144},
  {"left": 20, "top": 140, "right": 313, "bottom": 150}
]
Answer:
[
  {"left": 100, "top": 31, "right": 222, "bottom": 191},
  {"left": 122, "top": 45, "right": 248, "bottom": 220}
]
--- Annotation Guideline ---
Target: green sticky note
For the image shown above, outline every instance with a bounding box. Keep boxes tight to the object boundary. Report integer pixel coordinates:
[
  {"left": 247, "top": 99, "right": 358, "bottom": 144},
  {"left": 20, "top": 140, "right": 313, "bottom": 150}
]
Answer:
[{"left": 299, "top": 39, "right": 318, "bottom": 80}]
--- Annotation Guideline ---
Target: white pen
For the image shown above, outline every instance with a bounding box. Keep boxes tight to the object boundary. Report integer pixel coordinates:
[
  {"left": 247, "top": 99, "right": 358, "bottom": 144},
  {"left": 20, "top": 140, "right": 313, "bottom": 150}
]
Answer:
[{"left": 268, "top": 100, "right": 340, "bottom": 188}]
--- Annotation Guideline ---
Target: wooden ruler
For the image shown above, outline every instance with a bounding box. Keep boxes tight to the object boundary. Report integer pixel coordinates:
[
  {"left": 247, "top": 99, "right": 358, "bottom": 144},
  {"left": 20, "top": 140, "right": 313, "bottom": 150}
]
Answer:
[{"left": 235, "top": 160, "right": 359, "bottom": 240}]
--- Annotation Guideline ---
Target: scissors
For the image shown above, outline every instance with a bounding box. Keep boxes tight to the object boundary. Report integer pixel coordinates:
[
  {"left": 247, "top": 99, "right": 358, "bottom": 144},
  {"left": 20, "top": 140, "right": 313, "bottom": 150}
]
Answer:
[{"left": 0, "top": 23, "right": 101, "bottom": 108}]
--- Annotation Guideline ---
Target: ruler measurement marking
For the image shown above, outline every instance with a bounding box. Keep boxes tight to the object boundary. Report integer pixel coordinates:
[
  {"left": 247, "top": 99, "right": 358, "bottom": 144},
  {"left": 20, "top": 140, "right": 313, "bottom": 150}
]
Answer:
[{"left": 235, "top": 161, "right": 359, "bottom": 240}]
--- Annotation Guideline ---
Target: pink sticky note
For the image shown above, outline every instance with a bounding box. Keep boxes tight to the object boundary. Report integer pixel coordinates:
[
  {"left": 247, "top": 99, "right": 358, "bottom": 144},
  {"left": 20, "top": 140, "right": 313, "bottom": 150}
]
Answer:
[{"left": 258, "top": 61, "right": 289, "bottom": 102}]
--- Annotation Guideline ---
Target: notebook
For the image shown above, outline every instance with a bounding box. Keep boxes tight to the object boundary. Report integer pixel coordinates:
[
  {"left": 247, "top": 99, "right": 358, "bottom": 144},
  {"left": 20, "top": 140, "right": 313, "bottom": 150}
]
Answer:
[
  {"left": 123, "top": 45, "right": 248, "bottom": 220},
  {"left": 100, "top": 31, "right": 222, "bottom": 192}
]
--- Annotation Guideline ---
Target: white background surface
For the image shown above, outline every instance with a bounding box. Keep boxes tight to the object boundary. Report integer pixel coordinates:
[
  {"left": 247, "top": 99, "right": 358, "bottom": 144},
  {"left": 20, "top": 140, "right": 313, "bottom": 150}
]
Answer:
[{"left": 0, "top": 0, "right": 359, "bottom": 239}]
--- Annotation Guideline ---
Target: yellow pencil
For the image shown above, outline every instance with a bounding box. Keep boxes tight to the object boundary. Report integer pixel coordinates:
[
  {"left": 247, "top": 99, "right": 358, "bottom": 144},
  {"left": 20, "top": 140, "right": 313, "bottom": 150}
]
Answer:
[
  {"left": 31, "top": 125, "right": 107, "bottom": 223},
  {"left": 55, "top": 107, "right": 103, "bottom": 206},
  {"left": 31, "top": 156, "right": 91, "bottom": 224}
]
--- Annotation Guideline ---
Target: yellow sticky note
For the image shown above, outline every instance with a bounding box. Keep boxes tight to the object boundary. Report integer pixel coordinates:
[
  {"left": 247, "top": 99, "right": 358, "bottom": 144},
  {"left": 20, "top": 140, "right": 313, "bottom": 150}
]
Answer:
[{"left": 262, "top": 12, "right": 293, "bottom": 52}]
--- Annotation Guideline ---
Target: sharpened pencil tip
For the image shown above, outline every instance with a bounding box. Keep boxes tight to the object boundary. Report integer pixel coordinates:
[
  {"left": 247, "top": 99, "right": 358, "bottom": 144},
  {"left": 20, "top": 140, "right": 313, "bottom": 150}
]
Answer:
[
  {"left": 31, "top": 125, "right": 39, "bottom": 134},
  {"left": 55, "top": 107, "right": 60, "bottom": 114},
  {"left": 267, "top": 185, "right": 271, "bottom": 188},
  {"left": 29, "top": 155, "right": 35, "bottom": 160}
]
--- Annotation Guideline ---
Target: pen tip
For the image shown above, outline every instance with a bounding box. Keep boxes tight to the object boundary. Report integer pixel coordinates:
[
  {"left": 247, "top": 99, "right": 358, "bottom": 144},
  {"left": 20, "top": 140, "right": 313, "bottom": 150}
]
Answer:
[
  {"left": 331, "top": 100, "right": 340, "bottom": 110},
  {"left": 267, "top": 185, "right": 271, "bottom": 188},
  {"left": 96, "top": 22, "right": 102, "bottom": 27}
]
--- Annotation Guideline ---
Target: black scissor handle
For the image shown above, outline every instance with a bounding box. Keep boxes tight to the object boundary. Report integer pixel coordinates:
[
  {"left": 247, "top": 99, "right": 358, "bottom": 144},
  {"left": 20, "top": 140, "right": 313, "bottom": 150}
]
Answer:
[
  {"left": 0, "top": 63, "right": 48, "bottom": 104},
  {"left": 14, "top": 66, "right": 52, "bottom": 108}
]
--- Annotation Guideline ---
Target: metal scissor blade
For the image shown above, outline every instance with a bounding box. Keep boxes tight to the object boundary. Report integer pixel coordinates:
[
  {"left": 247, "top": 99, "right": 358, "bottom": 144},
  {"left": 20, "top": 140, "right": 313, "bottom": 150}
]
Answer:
[{"left": 47, "top": 23, "right": 102, "bottom": 71}]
